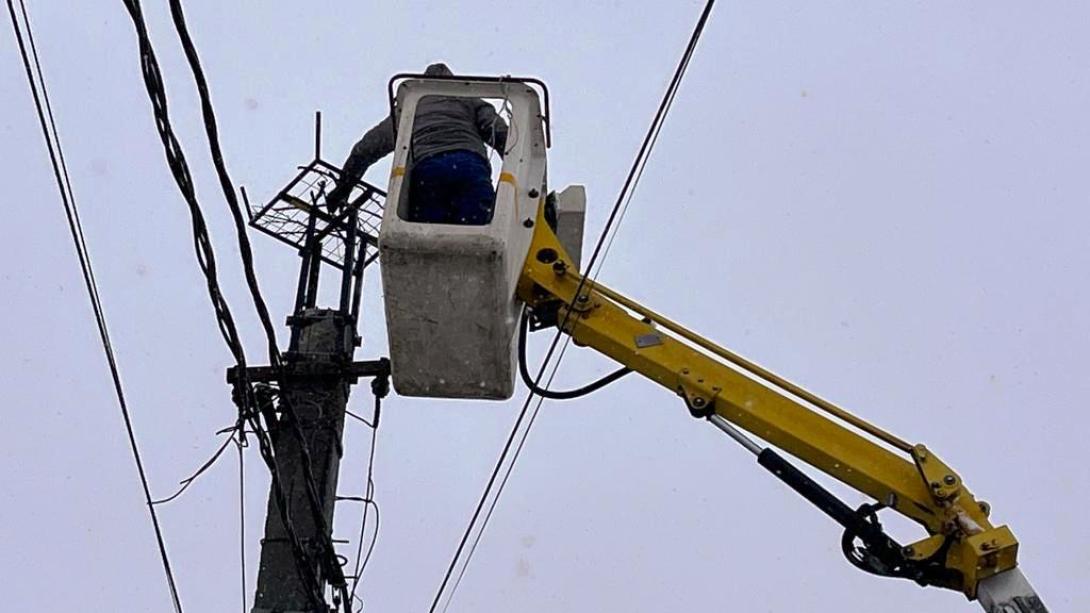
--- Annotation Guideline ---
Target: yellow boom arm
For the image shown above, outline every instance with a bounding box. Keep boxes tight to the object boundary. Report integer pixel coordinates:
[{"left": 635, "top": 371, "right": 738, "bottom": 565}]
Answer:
[{"left": 516, "top": 204, "right": 1019, "bottom": 600}]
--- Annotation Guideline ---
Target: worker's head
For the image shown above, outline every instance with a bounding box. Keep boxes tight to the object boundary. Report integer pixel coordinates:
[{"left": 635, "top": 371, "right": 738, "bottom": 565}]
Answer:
[{"left": 424, "top": 62, "right": 453, "bottom": 77}]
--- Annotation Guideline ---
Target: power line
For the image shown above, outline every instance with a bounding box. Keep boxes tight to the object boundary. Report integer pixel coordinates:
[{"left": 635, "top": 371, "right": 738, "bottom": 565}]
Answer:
[
  {"left": 116, "top": 0, "right": 328, "bottom": 608},
  {"left": 163, "top": 2, "right": 356, "bottom": 608},
  {"left": 6, "top": 1, "right": 184, "bottom": 611},
  {"left": 341, "top": 497, "right": 381, "bottom": 611},
  {"left": 236, "top": 434, "right": 247, "bottom": 613},
  {"left": 426, "top": 329, "right": 571, "bottom": 612},
  {"left": 122, "top": 0, "right": 366, "bottom": 608},
  {"left": 349, "top": 392, "right": 383, "bottom": 605},
  {"left": 346, "top": 409, "right": 376, "bottom": 428},
  {"left": 428, "top": 2, "right": 717, "bottom": 609},
  {"left": 164, "top": 0, "right": 281, "bottom": 367},
  {"left": 438, "top": 336, "right": 576, "bottom": 613},
  {"left": 590, "top": 0, "right": 716, "bottom": 282},
  {"left": 150, "top": 426, "right": 239, "bottom": 506}
]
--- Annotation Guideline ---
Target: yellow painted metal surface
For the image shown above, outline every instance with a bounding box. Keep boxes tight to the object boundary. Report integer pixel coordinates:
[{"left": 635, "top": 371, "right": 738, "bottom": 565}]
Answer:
[{"left": 515, "top": 204, "right": 1018, "bottom": 597}]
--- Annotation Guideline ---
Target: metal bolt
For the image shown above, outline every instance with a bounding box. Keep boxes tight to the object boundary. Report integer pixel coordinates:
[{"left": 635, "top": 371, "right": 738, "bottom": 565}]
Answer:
[
  {"left": 902, "top": 546, "right": 915, "bottom": 557},
  {"left": 692, "top": 397, "right": 706, "bottom": 408},
  {"left": 577, "top": 294, "right": 589, "bottom": 303},
  {"left": 978, "top": 501, "right": 991, "bottom": 516},
  {"left": 930, "top": 482, "right": 941, "bottom": 490},
  {"left": 528, "top": 188, "right": 540, "bottom": 198},
  {"left": 552, "top": 260, "right": 567, "bottom": 275},
  {"left": 943, "top": 474, "right": 956, "bottom": 486}
]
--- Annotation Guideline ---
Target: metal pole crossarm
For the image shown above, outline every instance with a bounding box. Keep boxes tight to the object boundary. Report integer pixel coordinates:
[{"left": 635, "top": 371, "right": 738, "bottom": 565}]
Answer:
[
  {"left": 515, "top": 203, "right": 1033, "bottom": 604},
  {"left": 227, "top": 358, "right": 390, "bottom": 386}
]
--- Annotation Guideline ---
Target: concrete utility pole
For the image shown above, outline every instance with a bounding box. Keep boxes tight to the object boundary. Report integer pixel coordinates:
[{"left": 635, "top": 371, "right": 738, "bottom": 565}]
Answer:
[
  {"left": 253, "top": 309, "right": 348, "bottom": 611},
  {"left": 249, "top": 309, "right": 384, "bottom": 612},
  {"left": 231, "top": 118, "right": 389, "bottom": 612}
]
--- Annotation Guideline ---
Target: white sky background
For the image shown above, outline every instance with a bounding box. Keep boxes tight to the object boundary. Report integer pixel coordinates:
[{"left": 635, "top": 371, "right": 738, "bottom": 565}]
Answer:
[{"left": 2, "top": 1, "right": 1088, "bottom": 611}]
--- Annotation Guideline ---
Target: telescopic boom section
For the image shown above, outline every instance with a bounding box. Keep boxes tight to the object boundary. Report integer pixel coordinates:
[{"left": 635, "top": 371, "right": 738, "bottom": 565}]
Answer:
[{"left": 516, "top": 203, "right": 1042, "bottom": 608}]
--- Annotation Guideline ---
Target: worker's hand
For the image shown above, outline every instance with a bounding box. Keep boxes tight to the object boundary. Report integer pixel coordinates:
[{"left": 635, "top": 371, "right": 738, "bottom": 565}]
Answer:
[{"left": 326, "top": 182, "right": 351, "bottom": 214}]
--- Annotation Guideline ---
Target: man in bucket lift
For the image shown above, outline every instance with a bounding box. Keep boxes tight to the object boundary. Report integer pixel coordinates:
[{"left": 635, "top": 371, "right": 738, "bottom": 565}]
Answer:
[{"left": 326, "top": 63, "right": 509, "bottom": 225}]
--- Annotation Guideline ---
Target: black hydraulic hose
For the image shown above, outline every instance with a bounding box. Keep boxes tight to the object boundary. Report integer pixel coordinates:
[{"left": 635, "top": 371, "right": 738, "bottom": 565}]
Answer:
[
  {"left": 756, "top": 448, "right": 925, "bottom": 580},
  {"left": 518, "top": 310, "right": 631, "bottom": 399},
  {"left": 757, "top": 449, "right": 876, "bottom": 535}
]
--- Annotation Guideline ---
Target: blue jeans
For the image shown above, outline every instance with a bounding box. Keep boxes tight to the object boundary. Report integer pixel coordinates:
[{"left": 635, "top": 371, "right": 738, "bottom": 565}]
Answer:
[{"left": 408, "top": 150, "right": 496, "bottom": 225}]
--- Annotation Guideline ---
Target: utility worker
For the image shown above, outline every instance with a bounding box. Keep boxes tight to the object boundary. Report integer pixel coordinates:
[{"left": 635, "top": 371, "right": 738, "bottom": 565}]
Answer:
[{"left": 326, "top": 63, "right": 509, "bottom": 225}]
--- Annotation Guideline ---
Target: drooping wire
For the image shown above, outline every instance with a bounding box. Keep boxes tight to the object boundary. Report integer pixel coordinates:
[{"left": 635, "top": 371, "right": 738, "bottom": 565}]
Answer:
[
  {"left": 349, "top": 392, "right": 383, "bottom": 605},
  {"left": 354, "top": 500, "right": 381, "bottom": 600},
  {"left": 340, "top": 498, "right": 381, "bottom": 611},
  {"left": 428, "top": 2, "right": 717, "bottom": 609},
  {"left": 164, "top": 0, "right": 280, "bottom": 367},
  {"left": 346, "top": 410, "right": 375, "bottom": 428},
  {"left": 151, "top": 428, "right": 239, "bottom": 506},
  {"left": 6, "top": 1, "right": 184, "bottom": 611},
  {"left": 164, "top": 3, "right": 355, "bottom": 608},
  {"left": 116, "top": 0, "right": 328, "bottom": 608},
  {"left": 236, "top": 433, "right": 247, "bottom": 613}
]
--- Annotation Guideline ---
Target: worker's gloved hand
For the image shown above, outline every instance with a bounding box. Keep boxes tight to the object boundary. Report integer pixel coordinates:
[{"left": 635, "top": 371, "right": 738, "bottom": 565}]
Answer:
[{"left": 325, "top": 182, "right": 351, "bottom": 214}]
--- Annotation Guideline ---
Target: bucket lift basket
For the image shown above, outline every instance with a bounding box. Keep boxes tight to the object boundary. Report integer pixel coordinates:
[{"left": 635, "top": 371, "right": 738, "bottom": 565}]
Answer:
[{"left": 378, "top": 74, "right": 551, "bottom": 400}]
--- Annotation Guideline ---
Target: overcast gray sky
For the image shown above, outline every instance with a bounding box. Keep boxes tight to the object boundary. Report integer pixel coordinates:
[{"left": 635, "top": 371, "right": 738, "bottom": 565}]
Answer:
[{"left": 2, "top": 1, "right": 1088, "bottom": 611}]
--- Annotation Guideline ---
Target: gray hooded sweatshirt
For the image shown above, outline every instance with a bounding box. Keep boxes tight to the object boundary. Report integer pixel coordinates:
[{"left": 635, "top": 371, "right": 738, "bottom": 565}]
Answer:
[{"left": 338, "top": 63, "right": 509, "bottom": 186}]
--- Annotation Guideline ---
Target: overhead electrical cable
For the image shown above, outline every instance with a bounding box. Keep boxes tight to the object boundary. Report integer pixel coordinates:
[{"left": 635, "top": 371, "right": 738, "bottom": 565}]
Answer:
[
  {"left": 6, "top": 1, "right": 185, "bottom": 611},
  {"left": 164, "top": 0, "right": 281, "bottom": 366},
  {"left": 150, "top": 429, "right": 238, "bottom": 505},
  {"left": 438, "top": 336, "right": 577, "bottom": 613},
  {"left": 236, "top": 434, "right": 247, "bottom": 613},
  {"left": 116, "top": 0, "right": 329, "bottom": 608},
  {"left": 164, "top": 3, "right": 359, "bottom": 608},
  {"left": 346, "top": 410, "right": 376, "bottom": 428},
  {"left": 591, "top": 1, "right": 714, "bottom": 280},
  {"left": 428, "top": 2, "right": 717, "bottom": 610},
  {"left": 348, "top": 392, "right": 383, "bottom": 604},
  {"left": 427, "top": 319, "right": 575, "bottom": 612}
]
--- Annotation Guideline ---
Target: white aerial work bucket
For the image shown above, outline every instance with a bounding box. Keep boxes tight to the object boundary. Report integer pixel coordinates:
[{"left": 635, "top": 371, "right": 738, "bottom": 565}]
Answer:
[{"left": 378, "top": 75, "right": 550, "bottom": 399}]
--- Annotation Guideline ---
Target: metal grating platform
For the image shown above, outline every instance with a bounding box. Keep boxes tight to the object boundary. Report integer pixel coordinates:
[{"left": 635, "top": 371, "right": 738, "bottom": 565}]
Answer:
[{"left": 248, "top": 159, "right": 385, "bottom": 271}]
